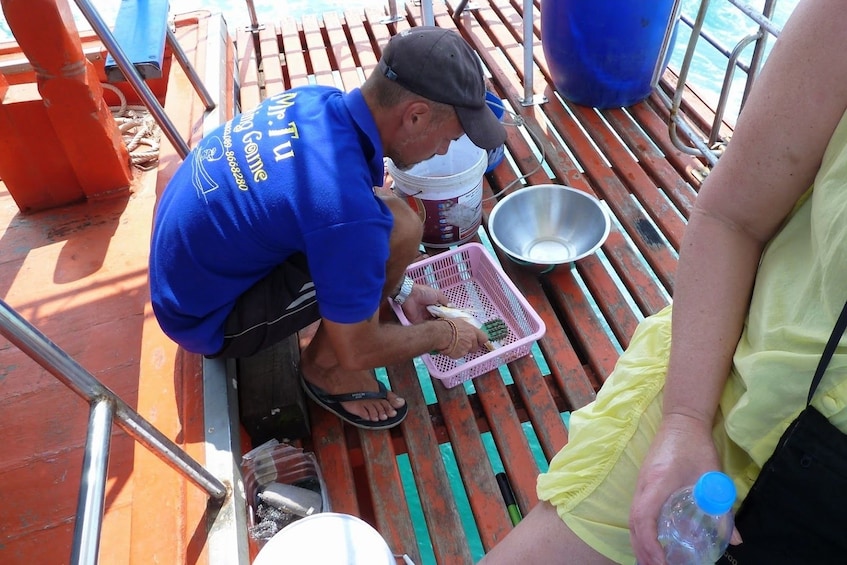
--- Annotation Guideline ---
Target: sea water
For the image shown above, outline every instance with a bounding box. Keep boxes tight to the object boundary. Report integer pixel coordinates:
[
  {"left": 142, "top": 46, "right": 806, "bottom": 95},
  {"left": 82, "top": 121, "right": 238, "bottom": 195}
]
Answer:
[
  {"left": 0, "top": 1, "right": 797, "bottom": 563},
  {"left": 669, "top": 0, "right": 798, "bottom": 119}
]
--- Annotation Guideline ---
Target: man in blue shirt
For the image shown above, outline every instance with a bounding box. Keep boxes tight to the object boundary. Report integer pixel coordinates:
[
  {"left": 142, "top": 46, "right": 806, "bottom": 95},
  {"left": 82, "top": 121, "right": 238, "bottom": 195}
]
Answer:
[{"left": 150, "top": 27, "right": 505, "bottom": 429}]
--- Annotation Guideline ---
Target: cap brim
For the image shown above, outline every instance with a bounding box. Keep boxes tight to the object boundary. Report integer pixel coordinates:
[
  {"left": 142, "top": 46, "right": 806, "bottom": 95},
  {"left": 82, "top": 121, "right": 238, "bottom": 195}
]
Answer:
[{"left": 455, "top": 104, "right": 507, "bottom": 151}]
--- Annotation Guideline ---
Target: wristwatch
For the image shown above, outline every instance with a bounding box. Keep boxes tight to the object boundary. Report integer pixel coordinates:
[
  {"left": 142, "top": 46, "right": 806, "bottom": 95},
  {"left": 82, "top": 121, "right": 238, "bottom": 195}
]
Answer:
[{"left": 392, "top": 275, "right": 415, "bottom": 305}]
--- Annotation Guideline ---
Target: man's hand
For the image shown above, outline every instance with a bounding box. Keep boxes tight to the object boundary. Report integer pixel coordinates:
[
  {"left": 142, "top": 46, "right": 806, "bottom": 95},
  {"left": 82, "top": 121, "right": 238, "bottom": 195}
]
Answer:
[
  {"left": 438, "top": 318, "right": 490, "bottom": 358},
  {"left": 401, "top": 283, "right": 448, "bottom": 324}
]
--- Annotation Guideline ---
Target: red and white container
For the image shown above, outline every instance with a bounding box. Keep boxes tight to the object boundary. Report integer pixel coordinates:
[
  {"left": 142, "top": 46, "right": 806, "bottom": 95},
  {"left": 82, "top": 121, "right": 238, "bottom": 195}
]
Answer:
[{"left": 389, "top": 135, "right": 487, "bottom": 248}]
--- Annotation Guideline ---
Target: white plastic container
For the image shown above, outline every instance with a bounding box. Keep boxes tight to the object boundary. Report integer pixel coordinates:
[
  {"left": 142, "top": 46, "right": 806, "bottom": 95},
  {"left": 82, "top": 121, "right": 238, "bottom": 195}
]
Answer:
[
  {"left": 389, "top": 134, "right": 487, "bottom": 248},
  {"left": 252, "top": 512, "right": 395, "bottom": 565}
]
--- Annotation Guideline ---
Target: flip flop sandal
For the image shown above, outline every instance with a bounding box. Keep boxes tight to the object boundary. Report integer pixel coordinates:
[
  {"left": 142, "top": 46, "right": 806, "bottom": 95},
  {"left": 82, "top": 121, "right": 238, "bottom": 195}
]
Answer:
[{"left": 301, "top": 375, "right": 408, "bottom": 430}]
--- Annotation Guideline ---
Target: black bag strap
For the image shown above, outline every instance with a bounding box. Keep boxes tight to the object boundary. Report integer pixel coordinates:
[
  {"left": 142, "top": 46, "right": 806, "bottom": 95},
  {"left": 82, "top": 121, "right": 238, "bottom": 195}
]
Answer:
[{"left": 807, "top": 299, "right": 847, "bottom": 405}]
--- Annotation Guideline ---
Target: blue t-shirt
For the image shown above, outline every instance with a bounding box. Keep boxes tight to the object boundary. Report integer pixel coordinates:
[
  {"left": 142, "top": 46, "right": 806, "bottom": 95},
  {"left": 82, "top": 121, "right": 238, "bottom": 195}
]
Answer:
[{"left": 149, "top": 87, "right": 392, "bottom": 355}]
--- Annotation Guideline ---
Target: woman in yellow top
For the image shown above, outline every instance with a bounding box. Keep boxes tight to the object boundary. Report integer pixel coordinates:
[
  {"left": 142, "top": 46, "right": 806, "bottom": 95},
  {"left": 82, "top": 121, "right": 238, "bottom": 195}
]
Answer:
[{"left": 481, "top": 1, "right": 847, "bottom": 563}]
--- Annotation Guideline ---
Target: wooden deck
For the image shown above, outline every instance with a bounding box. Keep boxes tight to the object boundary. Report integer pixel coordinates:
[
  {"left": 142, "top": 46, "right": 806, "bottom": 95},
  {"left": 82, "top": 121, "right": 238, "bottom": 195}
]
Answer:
[
  {"left": 233, "top": 2, "right": 719, "bottom": 563},
  {"left": 0, "top": 1, "right": 729, "bottom": 564}
]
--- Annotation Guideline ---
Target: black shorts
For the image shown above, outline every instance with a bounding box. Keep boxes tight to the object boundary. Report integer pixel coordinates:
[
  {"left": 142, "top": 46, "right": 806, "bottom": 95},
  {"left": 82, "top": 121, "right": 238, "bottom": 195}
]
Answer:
[{"left": 209, "top": 253, "right": 320, "bottom": 359}]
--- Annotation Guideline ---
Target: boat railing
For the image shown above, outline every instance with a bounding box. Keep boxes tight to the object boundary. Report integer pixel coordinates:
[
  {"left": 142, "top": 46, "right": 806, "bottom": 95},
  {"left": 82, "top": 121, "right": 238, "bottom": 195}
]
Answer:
[
  {"left": 660, "top": 0, "right": 783, "bottom": 167},
  {"left": 0, "top": 299, "right": 229, "bottom": 565},
  {"left": 69, "top": 0, "right": 217, "bottom": 160},
  {"left": 388, "top": 0, "right": 784, "bottom": 168}
]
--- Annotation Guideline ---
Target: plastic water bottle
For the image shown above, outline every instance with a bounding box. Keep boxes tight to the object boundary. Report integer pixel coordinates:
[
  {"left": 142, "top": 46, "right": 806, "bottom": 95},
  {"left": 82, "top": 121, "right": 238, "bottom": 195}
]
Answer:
[{"left": 657, "top": 471, "right": 736, "bottom": 565}]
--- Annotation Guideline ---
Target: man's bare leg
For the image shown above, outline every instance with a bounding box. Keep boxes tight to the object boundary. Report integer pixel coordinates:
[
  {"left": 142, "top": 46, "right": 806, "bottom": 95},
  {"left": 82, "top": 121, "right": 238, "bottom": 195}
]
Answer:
[
  {"left": 300, "top": 323, "right": 405, "bottom": 422},
  {"left": 299, "top": 192, "right": 421, "bottom": 423}
]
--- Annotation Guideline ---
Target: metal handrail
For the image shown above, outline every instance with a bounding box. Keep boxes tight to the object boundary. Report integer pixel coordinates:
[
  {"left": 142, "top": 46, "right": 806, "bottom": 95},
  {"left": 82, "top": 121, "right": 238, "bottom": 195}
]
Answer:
[
  {"left": 71, "top": 0, "right": 217, "bottom": 160},
  {"left": 450, "top": 0, "right": 546, "bottom": 106},
  {"left": 0, "top": 299, "right": 228, "bottom": 565},
  {"left": 666, "top": 0, "right": 782, "bottom": 165}
]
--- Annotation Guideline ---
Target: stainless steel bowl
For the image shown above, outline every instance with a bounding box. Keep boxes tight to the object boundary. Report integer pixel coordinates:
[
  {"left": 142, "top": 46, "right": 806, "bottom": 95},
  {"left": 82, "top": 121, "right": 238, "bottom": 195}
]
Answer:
[{"left": 488, "top": 184, "right": 610, "bottom": 269}]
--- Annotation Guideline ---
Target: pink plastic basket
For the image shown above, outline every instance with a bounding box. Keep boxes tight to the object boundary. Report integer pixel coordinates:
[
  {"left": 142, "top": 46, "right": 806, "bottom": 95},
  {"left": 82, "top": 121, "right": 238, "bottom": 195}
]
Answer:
[{"left": 391, "top": 242, "right": 546, "bottom": 388}]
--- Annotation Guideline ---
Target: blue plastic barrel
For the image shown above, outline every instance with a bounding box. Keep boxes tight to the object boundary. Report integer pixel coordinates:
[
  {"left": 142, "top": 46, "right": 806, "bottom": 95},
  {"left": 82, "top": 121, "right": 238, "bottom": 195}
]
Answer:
[
  {"left": 541, "top": 0, "right": 679, "bottom": 108},
  {"left": 485, "top": 91, "right": 506, "bottom": 173}
]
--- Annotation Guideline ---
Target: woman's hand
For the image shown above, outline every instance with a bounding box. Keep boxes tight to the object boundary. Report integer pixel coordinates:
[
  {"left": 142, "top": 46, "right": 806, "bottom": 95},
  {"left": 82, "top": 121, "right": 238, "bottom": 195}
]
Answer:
[{"left": 629, "top": 412, "right": 725, "bottom": 565}]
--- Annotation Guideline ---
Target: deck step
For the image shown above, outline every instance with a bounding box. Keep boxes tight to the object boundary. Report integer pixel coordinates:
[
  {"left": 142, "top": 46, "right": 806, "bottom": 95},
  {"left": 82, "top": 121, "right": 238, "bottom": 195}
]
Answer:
[{"left": 237, "top": 335, "right": 310, "bottom": 445}]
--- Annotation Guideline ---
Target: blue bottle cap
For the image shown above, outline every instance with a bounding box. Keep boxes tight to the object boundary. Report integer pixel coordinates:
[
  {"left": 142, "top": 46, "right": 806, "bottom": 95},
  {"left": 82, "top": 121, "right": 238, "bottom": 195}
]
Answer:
[{"left": 693, "top": 471, "right": 736, "bottom": 515}]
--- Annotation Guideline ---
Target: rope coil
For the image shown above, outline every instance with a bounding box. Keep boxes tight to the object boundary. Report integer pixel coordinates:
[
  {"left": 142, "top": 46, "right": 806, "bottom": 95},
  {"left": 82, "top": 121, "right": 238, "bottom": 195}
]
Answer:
[{"left": 102, "top": 82, "right": 162, "bottom": 171}]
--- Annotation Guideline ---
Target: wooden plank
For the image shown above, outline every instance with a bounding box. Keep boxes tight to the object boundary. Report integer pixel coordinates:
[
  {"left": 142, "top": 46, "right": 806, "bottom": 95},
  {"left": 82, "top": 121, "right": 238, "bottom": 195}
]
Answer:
[
  {"left": 575, "top": 252, "right": 642, "bottom": 347},
  {"left": 473, "top": 372, "right": 540, "bottom": 512},
  {"left": 600, "top": 228, "right": 672, "bottom": 318},
  {"left": 546, "top": 267, "right": 622, "bottom": 383},
  {"left": 307, "top": 401, "right": 362, "bottom": 515},
  {"left": 432, "top": 380, "right": 516, "bottom": 552},
  {"left": 565, "top": 103, "right": 688, "bottom": 249},
  {"left": 485, "top": 244, "right": 599, "bottom": 411},
  {"left": 235, "top": 28, "right": 262, "bottom": 110},
  {"left": 507, "top": 355, "right": 570, "bottom": 460},
  {"left": 602, "top": 105, "right": 698, "bottom": 217},
  {"left": 359, "top": 426, "right": 419, "bottom": 563},
  {"left": 538, "top": 94, "right": 680, "bottom": 288},
  {"left": 365, "top": 5, "right": 396, "bottom": 60},
  {"left": 298, "top": 323, "right": 361, "bottom": 515},
  {"left": 278, "top": 17, "right": 306, "bottom": 90},
  {"left": 323, "top": 12, "right": 362, "bottom": 90},
  {"left": 346, "top": 9, "right": 379, "bottom": 73},
  {"left": 301, "top": 14, "right": 335, "bottom": 87},
  {"left": 257, "top": 23, "right": 285, "bottom": 95},
  {"left": 389, "top": 361, "right": 475, "bottom": 564}
]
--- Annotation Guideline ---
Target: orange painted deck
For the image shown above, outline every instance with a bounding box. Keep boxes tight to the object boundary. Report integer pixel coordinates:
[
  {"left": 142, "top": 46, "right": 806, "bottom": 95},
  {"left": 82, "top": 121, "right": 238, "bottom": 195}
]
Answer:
[
  {"left": 0, "top": 12, "right": 234, "bottom": 565},
  {"left": 0, "top": 2, "right": 728, "bottom": 564}
]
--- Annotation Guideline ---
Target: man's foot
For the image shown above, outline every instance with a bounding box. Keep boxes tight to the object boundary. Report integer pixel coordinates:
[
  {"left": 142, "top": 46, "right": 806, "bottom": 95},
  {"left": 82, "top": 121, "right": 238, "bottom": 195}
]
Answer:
[{"left": 300, "top": 366, "right": 407, "bottom": 429}]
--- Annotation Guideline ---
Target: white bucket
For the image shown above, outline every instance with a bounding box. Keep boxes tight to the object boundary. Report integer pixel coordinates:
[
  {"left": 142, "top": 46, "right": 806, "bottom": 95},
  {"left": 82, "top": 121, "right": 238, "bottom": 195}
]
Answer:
[
  {"left": 252, "top": 512, "right": 395, "bottom": 565},
  {"left": 389, "top": 135, "right": 487, "bottom": 248}
]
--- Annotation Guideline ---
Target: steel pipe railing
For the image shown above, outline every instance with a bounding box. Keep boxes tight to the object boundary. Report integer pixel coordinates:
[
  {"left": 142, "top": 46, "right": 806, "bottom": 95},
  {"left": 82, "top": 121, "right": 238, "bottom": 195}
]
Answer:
[
  {"left": 0, "top": 299, "right": 228, "bottom": 564},
  {"left": 666, "top": 0, "right": 783, "bottom": 163},
  {"left": 71, "top": 0, "right": 190, "bottom": 158},
  {"left": 518, "top": 0, "right": 545, "bottom": 106},
  {"left": 71, "top": 0, "right": 218, "bottom": 160},
  {"left": 71, "top": 399, "right": 114, "bottom": 565},
  {"left": 167, "top": 26, "right": 217, "bottom": 111},
  {"left": 381, "top": 0, "right": 404, "bottom": 24}
]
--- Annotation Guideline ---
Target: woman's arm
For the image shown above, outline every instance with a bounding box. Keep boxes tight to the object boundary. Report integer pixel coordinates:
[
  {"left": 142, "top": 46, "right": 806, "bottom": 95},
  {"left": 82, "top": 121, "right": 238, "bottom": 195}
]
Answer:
[{"left": 631, "top": 1, "right": 847, "bottom": 563}]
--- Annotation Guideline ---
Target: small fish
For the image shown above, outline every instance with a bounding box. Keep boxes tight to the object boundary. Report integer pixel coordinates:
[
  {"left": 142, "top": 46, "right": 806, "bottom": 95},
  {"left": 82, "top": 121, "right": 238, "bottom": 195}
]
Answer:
[
  {"left": 427, "top": 304, "right": 509, "bottom": 349},
  {"left": 426, "top": 304, "right": 484, "bottom": 328}
]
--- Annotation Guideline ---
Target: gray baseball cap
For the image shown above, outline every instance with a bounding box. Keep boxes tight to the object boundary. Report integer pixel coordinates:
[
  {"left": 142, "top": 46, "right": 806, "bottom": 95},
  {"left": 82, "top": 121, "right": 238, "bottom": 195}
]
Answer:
[{"left": 377, "top": 27, "right": 507, "bottom": 150}]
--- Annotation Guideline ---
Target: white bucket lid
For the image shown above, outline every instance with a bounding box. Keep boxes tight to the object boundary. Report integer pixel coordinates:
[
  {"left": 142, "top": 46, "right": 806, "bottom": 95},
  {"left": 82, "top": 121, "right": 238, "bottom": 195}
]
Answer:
[{"left": 253, "top": 512, "right": 395, "bottom": 565}]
